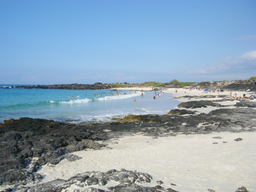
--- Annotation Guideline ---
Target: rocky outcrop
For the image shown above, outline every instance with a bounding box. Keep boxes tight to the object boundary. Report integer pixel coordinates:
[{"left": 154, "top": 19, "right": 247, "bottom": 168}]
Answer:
[
  {"left": 192, "top": 80, "right": 256, "bottom": 91},
  {"left": 0, "top": 118, "right": 106, "bottom": 187},
  {"left": 168, "top": 109, "right": 196, "bottom": 115},
  {"left": 177, "top": 100, "right": 222, "bottom": 109},
  {"left": 16, "top": 169, "right": 178, "bottom": 192}
]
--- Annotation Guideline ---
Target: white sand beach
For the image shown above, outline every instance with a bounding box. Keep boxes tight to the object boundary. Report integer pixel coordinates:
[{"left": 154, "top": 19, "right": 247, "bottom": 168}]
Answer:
[
  {"left": 111, "top": 87, "right": 154, "bottom": 91},
  {"left": 165, "top": 87, "right": 254, "bottom": 100},
  {"left": 34, "top": 88, "right": 256, "bottom": 192},
  {"left": 37, "top": 132, "right": 256, "bottom": 192}
]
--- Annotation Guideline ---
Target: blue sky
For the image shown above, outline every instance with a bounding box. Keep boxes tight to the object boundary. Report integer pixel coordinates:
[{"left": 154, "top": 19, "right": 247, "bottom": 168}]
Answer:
[{"left": 1, "top": 0, "right": 256, "bottom": 84}]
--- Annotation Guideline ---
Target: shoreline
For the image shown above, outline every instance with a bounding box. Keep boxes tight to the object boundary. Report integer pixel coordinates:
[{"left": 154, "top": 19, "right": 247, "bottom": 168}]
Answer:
[{"left": 0, "top": 88, "right": 255, "bottom": 191}]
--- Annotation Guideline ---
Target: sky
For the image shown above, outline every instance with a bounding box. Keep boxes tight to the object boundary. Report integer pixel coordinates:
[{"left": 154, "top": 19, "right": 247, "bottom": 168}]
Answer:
[{"left": 0, "top": 0, "right": 256, "bottom": 84}]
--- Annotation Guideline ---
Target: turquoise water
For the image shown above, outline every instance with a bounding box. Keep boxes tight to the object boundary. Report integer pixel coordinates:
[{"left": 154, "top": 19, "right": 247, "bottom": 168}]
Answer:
[{"left": 0, "top": 85, "right": 180, "bottom": 124}]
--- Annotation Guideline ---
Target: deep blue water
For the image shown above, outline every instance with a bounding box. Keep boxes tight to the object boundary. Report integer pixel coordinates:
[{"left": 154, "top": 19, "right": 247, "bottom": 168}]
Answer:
[{"left": 0, "top": 85, "right": 180, "bottom": 124}]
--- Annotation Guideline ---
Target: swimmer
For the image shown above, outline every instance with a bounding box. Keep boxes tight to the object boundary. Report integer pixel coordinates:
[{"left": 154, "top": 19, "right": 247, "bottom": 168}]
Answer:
[
  {"left": 141, "top": 93, "right": 143, "bottom": 97},
  {"left": 153, "top": 96, "right": 156, "bottom": 99},
  {"left": 68, "top": 96, "right": 70, "bottom": 99},
  {"left": 72, "top": 96, "right": 74, "bottom": 99},
  {"left": 133, "top": 99, "right": 136, "bottom": 102}
]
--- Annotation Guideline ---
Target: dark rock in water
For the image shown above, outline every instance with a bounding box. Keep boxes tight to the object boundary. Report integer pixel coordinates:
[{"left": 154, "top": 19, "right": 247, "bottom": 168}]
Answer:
[
  {"left": 178, "top": 100, "right": 221, "bottom": 108},
  {"left": 235, "top": 186, "right": 249, "bottom": 192},
  {"left": 168, "top": 109, "right": 195, "bottom": 115}
]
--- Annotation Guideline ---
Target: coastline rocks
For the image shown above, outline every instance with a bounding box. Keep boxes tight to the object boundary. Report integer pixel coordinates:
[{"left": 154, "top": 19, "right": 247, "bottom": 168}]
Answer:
[
  {"left": 223, "top": 83, "right": 256, "bottom": 91},
  {"left": 235, "top": 186, "right": 249, "bottom": 192},
  {"left": 168, "top": 109, "right": 195, "bottom": 115},
  {"left": 178, "top": 100, "right": 221, "bottom": 109},
  {"left": 0, "top": 169, "right": 42, "bottom": 186},
  {"left": 0, "top": 118, "right": 106, "bottom": 187},
  {"left": 235, "top": 100, "right": 256, "bottom": 107},
  {"left": 17, "top": 170, "right": 164, "bottom": 192}
]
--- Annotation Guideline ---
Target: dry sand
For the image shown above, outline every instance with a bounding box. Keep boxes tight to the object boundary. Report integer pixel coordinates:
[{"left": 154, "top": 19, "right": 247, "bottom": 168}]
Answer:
[{"left": 36, "top": 88, "right": 256, "bottom": 192}]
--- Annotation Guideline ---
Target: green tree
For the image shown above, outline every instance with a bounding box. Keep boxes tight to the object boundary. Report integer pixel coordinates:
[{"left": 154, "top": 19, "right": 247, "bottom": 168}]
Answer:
[{"left": 248, "top": 76, "right": 256, "bottom": 82}]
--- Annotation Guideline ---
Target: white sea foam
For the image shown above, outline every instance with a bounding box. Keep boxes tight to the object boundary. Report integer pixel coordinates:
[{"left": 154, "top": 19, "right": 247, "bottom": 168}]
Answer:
[
  {"left": 77, "top": 112, "right": 129, "bottom": 123},
  {"left": 59, "top": 98, "right": 92, "bottom": 104},
  {"left": 140, "top": 108, "right": 155, "bottom": 112},
  {"left": 96, "top": 92, "right": 142, "bottom": 101}
]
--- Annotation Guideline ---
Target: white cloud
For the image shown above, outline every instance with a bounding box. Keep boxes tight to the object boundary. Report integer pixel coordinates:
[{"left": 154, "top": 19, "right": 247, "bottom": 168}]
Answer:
[
  {"left": 187, "top": 69, "right": 206, "bottom": 74},
  {"left": 179, "top": 50, "right": 256, "bottom": 81},
  {"left": 239, "top": 50, "right": 256, "bottom": 60}
]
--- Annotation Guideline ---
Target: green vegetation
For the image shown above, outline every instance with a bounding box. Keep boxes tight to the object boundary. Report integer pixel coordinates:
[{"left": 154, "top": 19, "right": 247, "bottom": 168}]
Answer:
[
  {"left": 167, "top": 79, "right": 195, "bottom": 88},
  {"left": 141, "top": 81, "right": 165, "bottom": 87},
  {"left": 248, "top": 76, "right": 256, "bottom": 82},
  {"left": 111, "top": 83, "right": 132, "bottom": 88},
  {"left": 110, "top": 80, "right": 196, "bottom": 88}
]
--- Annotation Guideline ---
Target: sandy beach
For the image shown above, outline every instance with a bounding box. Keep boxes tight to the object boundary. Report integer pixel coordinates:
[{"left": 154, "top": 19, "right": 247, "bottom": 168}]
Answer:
[
  {"left": 36, "top": 131, "right": 256, "bottom": 192},
  {"left": 111, "top": 87, "right": 154, "bottom": 91},
  {"left": 31, "top": 88, "right": 256, "bottom": 192}
]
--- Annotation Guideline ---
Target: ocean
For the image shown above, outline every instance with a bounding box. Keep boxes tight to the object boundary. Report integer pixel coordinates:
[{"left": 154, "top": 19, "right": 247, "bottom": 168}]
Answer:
[{"left": 0, "top": 85, "right": 180, "bottom": 124}]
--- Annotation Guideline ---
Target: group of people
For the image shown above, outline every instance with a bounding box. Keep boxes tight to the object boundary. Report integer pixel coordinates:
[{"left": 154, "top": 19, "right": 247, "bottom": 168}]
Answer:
[
  {"left": 230, "top": 92, "right": 255, "bottom": 100},
  {"left": 68, "top": 96, "right": 79, "bottom": 99}
]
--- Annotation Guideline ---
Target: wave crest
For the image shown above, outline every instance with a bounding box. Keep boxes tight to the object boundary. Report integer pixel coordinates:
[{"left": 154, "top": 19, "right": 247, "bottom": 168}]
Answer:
[
  {"left": 96, "top": 92, "right": 142, "bottom": 101},
  {"left": 59, "top": 98, "right": 92, "bottom": 104}
]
